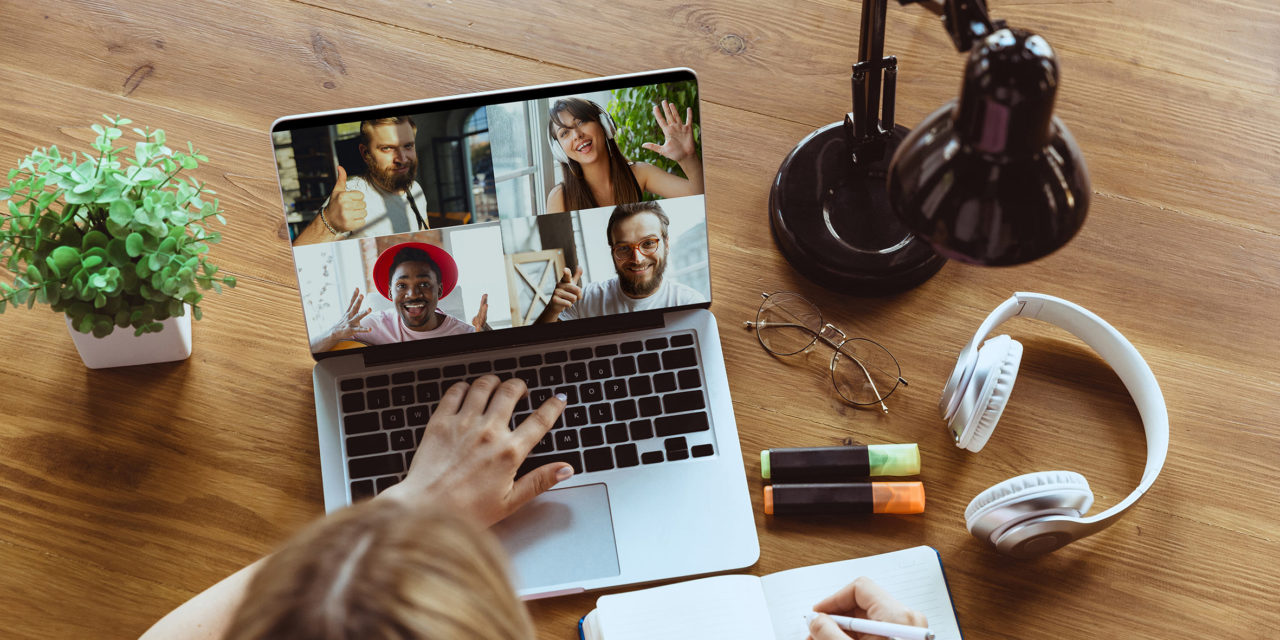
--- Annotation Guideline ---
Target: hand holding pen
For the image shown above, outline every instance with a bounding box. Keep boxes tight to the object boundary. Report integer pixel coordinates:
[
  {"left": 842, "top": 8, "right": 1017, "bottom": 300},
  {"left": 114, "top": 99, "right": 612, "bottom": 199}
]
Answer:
[{"left": 806, "top": 576, "right": 931, "bottom": 640}]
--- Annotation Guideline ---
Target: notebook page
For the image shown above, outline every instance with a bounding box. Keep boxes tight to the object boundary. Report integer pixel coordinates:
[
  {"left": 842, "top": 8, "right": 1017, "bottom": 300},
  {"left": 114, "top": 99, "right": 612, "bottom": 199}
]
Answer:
[
  {"left": 595, "top": 574, "right": 775, "bottom": 640},
  {"left": 759, "top": 546, "right": 962, "bottom": 640}
]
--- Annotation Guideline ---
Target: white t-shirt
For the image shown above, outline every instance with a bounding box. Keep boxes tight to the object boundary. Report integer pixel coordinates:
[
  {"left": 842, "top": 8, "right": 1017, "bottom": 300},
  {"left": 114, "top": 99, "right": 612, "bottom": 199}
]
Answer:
[
  {"left": 326, "top": 174, "right": 429, "bottom": 239},
  {"left": 559, "top": 277, "right": 706, "bottom": 321}
]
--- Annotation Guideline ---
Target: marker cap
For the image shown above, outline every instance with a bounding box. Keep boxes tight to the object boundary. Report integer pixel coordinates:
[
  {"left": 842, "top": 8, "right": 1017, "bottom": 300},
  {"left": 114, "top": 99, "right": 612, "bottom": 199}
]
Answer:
[
  {"left": 868, "top": 443, "right": 921, "bottom": 476},
  {"left": 872, "top": 482, "right": 926, "bottom": 514},
  {"left": 761, "top": 450, "right": 772, "bottom": 480}
]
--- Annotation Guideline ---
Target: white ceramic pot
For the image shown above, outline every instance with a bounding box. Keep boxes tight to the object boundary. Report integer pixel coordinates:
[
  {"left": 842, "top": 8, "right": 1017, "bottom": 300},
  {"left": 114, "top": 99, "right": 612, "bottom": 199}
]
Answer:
[{"left": 65, "top": 307, "right": 193, "bottom": 369}]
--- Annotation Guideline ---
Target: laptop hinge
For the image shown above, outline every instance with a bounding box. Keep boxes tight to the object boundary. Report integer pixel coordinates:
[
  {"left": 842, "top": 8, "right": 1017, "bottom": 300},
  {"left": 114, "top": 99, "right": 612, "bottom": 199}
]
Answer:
[{"left": 360, "top": 310, "right": 669, "bottom": 368}]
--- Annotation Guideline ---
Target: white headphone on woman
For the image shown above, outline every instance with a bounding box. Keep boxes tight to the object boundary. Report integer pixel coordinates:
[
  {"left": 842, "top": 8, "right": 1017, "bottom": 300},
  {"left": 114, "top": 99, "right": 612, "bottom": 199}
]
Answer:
[
  {"left": 547, "top": 100, "right": 618, "bottom": 165},
  {"left": 941, "top": 292, "right": 1169, "bottom": 558}
]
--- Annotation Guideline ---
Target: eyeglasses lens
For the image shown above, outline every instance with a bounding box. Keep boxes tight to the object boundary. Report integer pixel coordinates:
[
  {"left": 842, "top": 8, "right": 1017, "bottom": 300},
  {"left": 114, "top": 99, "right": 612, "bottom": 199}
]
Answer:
[
  {"left": 756, "top": 292, "right": 823, "bottom": 356},
  {"left": 831, "top": 338, "right": 901, "bottom": 405}
]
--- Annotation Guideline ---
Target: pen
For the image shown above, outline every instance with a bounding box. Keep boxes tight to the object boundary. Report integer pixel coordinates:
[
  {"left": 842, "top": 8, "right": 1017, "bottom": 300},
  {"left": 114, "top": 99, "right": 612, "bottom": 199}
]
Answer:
[{"left": 803, "top": 612, "right": 935, "bottom": 640}]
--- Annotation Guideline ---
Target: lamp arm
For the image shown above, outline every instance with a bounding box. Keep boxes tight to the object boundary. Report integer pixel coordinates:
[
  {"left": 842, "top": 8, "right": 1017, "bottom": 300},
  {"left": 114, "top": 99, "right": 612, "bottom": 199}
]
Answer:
[{"left": 898, "top": 0, "right": 1001, "bottom": 52}]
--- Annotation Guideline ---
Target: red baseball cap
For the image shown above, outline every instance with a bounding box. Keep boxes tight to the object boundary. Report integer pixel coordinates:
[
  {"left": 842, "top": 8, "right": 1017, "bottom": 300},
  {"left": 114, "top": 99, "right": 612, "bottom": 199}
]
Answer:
[{"left": 372, "top": 242, "right": 458, "bottom": 301}]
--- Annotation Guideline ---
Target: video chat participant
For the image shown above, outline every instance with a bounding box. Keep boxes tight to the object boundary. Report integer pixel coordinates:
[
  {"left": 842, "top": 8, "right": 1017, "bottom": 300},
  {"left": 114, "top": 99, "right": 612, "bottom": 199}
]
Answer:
[
  {"left": 545, "top": 98, "right": 704, "bottom": 214},
  {"left": 141, "top": 376, "right": 929, "bottom": 640},
  {"left": 310, "top": 242, "right": 487, "bottom": 352},
  {"left": 293, "top": 117, "right": 430, "bottom": 246},
  {"left": 537, "top": 201, "right": 705, "bottom": 324}
]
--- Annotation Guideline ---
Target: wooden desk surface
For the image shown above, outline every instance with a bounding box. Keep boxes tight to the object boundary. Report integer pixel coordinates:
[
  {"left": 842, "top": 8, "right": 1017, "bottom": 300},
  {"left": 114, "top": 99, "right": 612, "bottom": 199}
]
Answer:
[{"left": 1, "top": 1, "right": 1276, "bottom": 637}]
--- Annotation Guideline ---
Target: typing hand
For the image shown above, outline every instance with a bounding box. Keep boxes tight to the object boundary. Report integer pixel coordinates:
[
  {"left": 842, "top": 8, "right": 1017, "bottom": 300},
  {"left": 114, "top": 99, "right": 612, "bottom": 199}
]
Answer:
[
  {"left": 807, "top": 577, "right": 928, "bottom": 640},
  {"left": 546, "top": 266, "right": 584, "bottom": 318},
  {"left": 380, "top": 376, "right": 573, "bottom": 527},
  {"left": 322, "top": 165, "right": 367, "bottom": 233},
  {"left": 471, "top": 293, "right": 489, "bottom": 331},
  {"left": 640, "top": 100, "right": 697, "bottom": 164}
]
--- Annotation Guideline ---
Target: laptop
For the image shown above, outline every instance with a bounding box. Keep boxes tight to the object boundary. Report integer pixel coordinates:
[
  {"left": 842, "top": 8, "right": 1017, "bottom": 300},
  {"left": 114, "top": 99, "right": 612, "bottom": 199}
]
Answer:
[{"left": 269, "top": 68, "right": 759, "bottom": 598}]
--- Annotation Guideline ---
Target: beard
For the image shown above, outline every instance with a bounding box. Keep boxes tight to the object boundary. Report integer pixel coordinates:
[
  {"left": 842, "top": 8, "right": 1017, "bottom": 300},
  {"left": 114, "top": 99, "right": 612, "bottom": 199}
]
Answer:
[
  {"left": 617, "top": 247, "right": 667, "bottom": 298},
  {"left": 367, "top": 156, "right": 418, "bottom": 192}
]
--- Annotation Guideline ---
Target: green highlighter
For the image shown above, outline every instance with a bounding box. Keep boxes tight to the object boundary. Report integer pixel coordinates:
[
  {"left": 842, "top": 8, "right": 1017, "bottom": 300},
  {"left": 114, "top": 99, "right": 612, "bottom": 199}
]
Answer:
[{"left": 761, "top": 444, "right": 920, "bottom": 482}]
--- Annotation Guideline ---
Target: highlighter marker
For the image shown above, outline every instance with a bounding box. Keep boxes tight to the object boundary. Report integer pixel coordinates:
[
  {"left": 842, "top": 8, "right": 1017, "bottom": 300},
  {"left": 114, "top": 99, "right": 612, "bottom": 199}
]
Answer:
[
  {"left": 763, "top": 482, "right": 925, "bottom": 515},
  {"left": 760, "top": 444, "right": 920, "bottom": 482}
]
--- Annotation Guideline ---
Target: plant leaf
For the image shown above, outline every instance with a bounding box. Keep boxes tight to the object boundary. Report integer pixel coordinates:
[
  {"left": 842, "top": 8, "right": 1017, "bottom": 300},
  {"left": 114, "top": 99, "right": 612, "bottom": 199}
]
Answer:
[{"left": 125, "top": 232, "right": 144, "bottom": 257}]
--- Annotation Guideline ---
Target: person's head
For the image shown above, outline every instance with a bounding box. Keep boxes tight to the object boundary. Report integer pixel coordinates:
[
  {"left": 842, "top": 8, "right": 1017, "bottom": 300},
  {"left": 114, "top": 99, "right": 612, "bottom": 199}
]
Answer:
[
  {"left": 223, "top": 498, "right": 534, "bottom": 640},
  {"left": 606, "top": 202, "right": 671, "bottom": 298},
  {"left": 388, "top": 247, "right": 443, "bottom": 330},
  {"left": 359, "top": 117, "right": 418, "bottom": 193},
  {"left": 547, "top": 98, "right": 641, "bottom": 210}
]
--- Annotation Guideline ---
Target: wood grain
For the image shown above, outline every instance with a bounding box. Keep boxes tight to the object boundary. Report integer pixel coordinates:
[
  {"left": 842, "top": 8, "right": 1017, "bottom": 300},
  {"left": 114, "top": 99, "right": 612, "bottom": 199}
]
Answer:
[{"left": 0, "top": 0, "right": 1277, "bottom": 638}]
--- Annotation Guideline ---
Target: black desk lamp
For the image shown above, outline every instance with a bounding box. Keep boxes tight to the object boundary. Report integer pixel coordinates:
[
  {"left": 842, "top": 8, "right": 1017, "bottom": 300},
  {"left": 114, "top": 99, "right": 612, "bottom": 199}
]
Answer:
[{"left": 769, "top": 0, "right": 1090, "bottom": 294}]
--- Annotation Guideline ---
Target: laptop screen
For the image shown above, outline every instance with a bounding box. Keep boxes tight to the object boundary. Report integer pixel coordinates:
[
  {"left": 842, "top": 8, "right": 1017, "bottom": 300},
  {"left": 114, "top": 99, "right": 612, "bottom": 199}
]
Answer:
[{"left": 270, "top": 70, "right": 710, "bottom": 357}]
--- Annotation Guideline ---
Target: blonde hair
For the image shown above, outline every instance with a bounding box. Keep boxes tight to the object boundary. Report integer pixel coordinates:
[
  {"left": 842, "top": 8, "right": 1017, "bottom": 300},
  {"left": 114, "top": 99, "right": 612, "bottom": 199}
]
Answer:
[{"left": 223, "top": 498, "right": 533, "bottom": 640}]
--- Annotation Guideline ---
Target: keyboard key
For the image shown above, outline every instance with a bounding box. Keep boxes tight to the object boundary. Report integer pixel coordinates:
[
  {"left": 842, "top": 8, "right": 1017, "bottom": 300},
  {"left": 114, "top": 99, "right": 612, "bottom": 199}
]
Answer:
[
  {"left": 605, "top": 423, "right": 629, "bottom": 444},
  {"left": 340, "top": 378, "right": 364, "bottom": 391},
  {"left": 350, "top": 480, "right": 374, "bottom": 501},
  {"left": 604, "top": 379, "right": 628, "bottom": 399},
  {"left": 565, "top": 362, "right": 588, "bottom": 383},
  {"left": 655, "top": 411, "right": 710, "bottom": 437},
  {"left": 381, "top": 409, "right": 405, "bottom": 430},
  {"left": 671, "top": 334, "right": 694, "bottom": 347},
  {"left": 441, "top": 379, "right": 463, "bottom": 393},
  {"left": 615, "top": 443, "right": 640, "bottom": 467},
  {"left": 346, "top": 433, "right": 388, "bottom": 457},
  {"left": 417, "top": 367, "right": 441, "bottom": 380},
  {"left": 612, "top": 355, "right": 637, "bottom": 376},
  {"left": 580, "top": 382, "right": 602, "bottom": 403},
  {"left": 639, "top": 396, "right": 662, "bottom": 417},
  {"left": 494, "top": 357, "right": 517, "bottom": 371},
  {"left": 653, "top": 372, "right": 677, "bottom": 393},
  {"left": 554, "top": 386, "right": 579, "bottom": 405},
  {"left": 515, "top": 397, "right": 530, "bottom": 413},
  {"left": 539, "top": 365, "right": 564, "bottom": 387},
  {"left": 406, "top": 405, "right": 430, "bottom": 426},
  {"left": 515, "top": 369, "right": 538, "bottom": 388},
  {"left": 637, "top": 353, "right": 661, "bottom": 373},
  {"left": 366, "top": 375, "right": 390, "bottom": 388},
  {"left": 629, "top": 420, "right": 654, "bottom": 440},
  {"left": 594, "top": 344, "right": 618, "bottom": 357},
  {"left": 443, "top": 364, "right": 467, "bottom": 378},
  {"left": 678, "top": 369, "right": 702, "bottom": 390},
  {"left": 663, "top": 390, "right": 706, "bottom": 414},
  {"left": 392, "top": 371, "right": 415, "bottom": 384},
  {"left": 565, "top": 406, "right": 589, "bottom": 427},
  {"left": 645, "top": 337, "right": 669, "bottom": 351},
  {"left": 665, "top": 436, "right": 688, "bottom": 452},
  {"left": 497, "top": 371, "right": 513, "bottom": 381},
  {"left": 349, "top": 453, "right": 404, "bottom": 479},
  {"left": 545, "top": 350, "right": 568, "bottom": 364},
  {"left": 367, "top": 389, "right": 390, "bottom": 410},
  {"left": 583, "top": 447, "right": 614, "bottom": 472},
  {"left": 662, "top": 348, "right": 698, "bottom": 370},
  {"left": 344, "top": 412, "right": 380, "bottom": 434},
  {"left": 588, "top": 403, "right": 613, "bottom": 424},
  {"left": 555, "top": 429, "right": 580, "bottom": 451},
  {"left": 532, "top": 432, "right": 555, "bottom": 454},
  {"left": 405, "top": 446, "right": 417, "bottom": 466},
  {"left": 620, "top": 340, "right": 643, "bottom": 354},
  {"left": 580, "top": 426, "right": 605, "bottom": 447},
  {"left": 415, "top": 427, "right": 425, "bottom": 444},
  {"left": 589, "top": 359, "right": 613, "bottom": 380},
  {"left": 668, "top": 448, "right": 690, "bottom": 461},
  {"left": 641, "top": 451, "right": 664, "bottom": 465},
  {"left": 531, "top": 388, "right": 554, "bottom": 406},
  {"left": 416, "top": 382, "right": 441, "bottom": 404},
  {"left": 376, "top": 476, "right": 399, "bottom": 493},
  {"left": 692, "top": 444, "right": 714, "bottom": 458},
  {"left": 570, "top": 347, "right": 594, "bottom": 360},
  {"left": 628, "top": 376, "right": 652, "bottom": 397},
  {"left": 613, "top": 399, "right": 638, "bottom": 421},
  {"left": 468, "top": 361, "right": 492, "bottom": 374},
  {"left": 391, "top": 386, "right": 414, "bottom": 406},
  {"left": 341, "top": 392, "right": 365, "bottom": 413},
  {"left": 516, "top": 451, "right": 582, "bottom": 479},
  {"left": 390, "top": 429, "right": 415, "bottom": 451},
  {"left": 519, "top": 354, "right": 543, "bottom": 367}
]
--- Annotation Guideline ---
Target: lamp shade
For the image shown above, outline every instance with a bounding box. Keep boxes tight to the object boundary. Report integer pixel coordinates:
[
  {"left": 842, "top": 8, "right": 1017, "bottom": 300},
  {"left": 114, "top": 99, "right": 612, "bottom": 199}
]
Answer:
[{"left": 887, "top": 28, "right": 1090, "bottom": 265}]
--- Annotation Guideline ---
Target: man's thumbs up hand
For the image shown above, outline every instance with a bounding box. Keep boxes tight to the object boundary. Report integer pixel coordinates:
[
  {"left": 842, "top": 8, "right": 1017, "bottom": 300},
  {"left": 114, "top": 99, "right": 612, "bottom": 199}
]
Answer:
[{"left": 321, "top": 165, "right": 366, "bottom": 234}]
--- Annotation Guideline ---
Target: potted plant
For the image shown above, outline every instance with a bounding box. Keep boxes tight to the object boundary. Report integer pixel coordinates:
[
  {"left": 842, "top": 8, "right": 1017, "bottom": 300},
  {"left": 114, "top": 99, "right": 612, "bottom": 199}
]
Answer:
[{"left": 0, "top": 114, "right": 236, "bottom": 368}]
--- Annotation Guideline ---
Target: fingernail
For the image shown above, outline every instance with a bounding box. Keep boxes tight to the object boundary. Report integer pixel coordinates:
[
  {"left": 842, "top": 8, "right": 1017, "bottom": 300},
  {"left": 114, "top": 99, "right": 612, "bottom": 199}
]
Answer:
[
  {"left": 555, "top": 393, "right": 567, "bottom": 402},
  {"left": 556, "top": 466, "right": 574, "bottom": 481}
]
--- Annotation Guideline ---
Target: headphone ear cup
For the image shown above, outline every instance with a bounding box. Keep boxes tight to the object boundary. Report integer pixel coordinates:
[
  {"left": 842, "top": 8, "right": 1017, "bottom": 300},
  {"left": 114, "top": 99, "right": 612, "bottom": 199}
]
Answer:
[
  {"left": 549, "top": 133, "right": 568, "bottom": 164},
  {"left": 953, "top": 335, "right": 1022, "bottom": 452},
  {"left": 598, "top": 110, "right": 617, "bottom": 139},
  {"left": 965, "top": 471, "right": 1095, "bottom": 541}
]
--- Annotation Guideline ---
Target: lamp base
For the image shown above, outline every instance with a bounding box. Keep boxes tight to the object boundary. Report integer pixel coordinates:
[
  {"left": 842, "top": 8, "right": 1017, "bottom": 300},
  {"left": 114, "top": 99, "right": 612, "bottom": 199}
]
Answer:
[{"left": 769, "top": 121, "right": 946, "bottom": 296}]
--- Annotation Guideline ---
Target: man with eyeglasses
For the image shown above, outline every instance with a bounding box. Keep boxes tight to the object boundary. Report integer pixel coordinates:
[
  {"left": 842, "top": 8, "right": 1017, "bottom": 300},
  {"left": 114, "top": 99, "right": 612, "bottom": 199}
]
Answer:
[{"left": 537, "top": 201, "right": 705, "bottom": 324}]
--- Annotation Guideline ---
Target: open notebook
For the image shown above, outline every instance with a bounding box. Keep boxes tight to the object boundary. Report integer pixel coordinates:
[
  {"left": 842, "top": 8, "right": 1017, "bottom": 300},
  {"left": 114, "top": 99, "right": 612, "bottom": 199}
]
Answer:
[{"left": 579, "top": 546, "right": 962, "bottom": 640}]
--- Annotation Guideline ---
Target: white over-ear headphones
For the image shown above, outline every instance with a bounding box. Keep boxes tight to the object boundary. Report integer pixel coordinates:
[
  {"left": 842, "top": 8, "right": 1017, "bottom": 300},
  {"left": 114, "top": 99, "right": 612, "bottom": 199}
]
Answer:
[
  {"left": 547, "top": 99, "right": 618, "bottom": 165},
  {"left": 940, "top": 292, "right": 1169, "bottom": 559}
]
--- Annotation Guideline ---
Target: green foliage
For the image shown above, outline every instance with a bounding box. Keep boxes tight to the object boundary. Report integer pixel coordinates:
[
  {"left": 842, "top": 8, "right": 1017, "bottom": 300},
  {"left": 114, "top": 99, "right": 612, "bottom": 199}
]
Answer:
[
  {"left": 607, "top": 81, "right": 700, "bottom": 196},
  {"left": 0, "top": 115, "right": 236, "bottom": 337}
]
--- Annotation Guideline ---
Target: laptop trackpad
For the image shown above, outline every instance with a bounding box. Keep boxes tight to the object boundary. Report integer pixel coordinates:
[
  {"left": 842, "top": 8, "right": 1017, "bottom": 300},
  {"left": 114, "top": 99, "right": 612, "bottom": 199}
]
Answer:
[{"left": 492, "top": 483, "right": 620, "bottom": 591}]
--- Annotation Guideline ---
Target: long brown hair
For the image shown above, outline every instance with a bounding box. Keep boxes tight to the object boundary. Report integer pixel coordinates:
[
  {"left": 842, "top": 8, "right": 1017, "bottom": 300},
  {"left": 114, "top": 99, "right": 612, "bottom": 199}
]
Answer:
[
  {"left": 548, "top": 98, "right": 642, "bottom": 211},
  {"left": 223, "top": 499, "right": 533, "bottom": 640}
]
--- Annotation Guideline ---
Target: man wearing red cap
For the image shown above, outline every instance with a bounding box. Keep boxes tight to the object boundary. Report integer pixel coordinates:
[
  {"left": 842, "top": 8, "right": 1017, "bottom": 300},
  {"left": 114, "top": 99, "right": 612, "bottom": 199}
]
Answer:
[{"left": 310, "top": 243, "right": 487, "bottom": 351}]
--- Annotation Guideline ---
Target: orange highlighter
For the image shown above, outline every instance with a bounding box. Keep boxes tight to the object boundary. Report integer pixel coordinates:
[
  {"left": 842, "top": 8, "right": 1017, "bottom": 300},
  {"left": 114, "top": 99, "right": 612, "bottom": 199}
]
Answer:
[{"left": 763, "top": 482, "right": 925, "bottom": 515}]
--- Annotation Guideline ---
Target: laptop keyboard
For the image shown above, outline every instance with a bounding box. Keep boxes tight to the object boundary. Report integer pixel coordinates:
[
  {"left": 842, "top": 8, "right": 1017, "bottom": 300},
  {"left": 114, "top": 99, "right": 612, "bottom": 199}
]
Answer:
[{"left": 336, "top": 331, "right": 716, "bottom": 501}]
